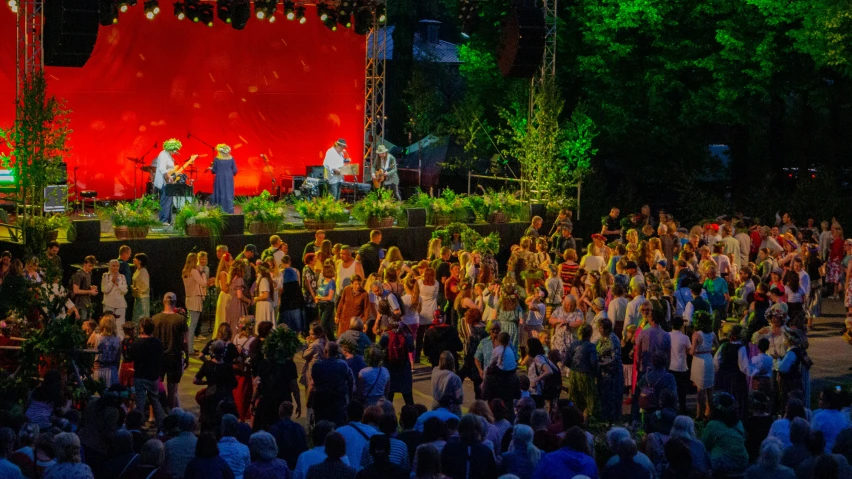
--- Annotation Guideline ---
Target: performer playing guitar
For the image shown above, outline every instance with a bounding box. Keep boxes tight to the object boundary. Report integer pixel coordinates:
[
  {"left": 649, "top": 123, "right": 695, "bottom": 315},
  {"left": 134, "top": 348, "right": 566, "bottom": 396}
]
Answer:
[
  {"left": 154, "top": 138, "right": 198, "bottom": 225},
  {"left": 372, "top": 144, "right": 400, "bottom": 199},
  {"left": 164, "top": 154, "right": 198, "bottom": 184}
]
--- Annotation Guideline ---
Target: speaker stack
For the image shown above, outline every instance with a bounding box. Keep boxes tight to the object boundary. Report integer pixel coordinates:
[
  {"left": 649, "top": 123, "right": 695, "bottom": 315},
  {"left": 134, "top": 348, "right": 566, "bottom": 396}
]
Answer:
[{"left": 497, "top": 2, "right": 546, "bottom": 78}]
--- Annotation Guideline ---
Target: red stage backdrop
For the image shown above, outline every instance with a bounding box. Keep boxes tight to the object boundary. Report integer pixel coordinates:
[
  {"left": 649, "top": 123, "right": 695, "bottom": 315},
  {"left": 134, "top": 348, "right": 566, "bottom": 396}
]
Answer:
[{"left": 0, "top": 7, "right": 365, "bottom": 199}]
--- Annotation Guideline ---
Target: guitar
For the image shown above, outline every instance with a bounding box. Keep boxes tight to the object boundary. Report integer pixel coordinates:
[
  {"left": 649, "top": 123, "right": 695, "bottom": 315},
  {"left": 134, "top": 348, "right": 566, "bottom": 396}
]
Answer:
[
  {"left": 372, "top": 169, "right": 387, "bottom": 189},
  {"left": 164, "top": 154, "right": 199, "bottom": 184}
]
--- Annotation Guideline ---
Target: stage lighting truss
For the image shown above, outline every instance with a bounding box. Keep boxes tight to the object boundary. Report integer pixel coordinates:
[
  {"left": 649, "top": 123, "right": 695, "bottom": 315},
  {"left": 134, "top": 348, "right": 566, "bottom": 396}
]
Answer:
[
  {"left": 254, "top": 0, "right": 277, "bottom": 21},
  {"left": 216, "top": 0, "right": 250, "bottom": 29},
  {"left": 174, "top": 1, "right": 186, "bottom": 20},
  {"left": 283, "top": 0, "right": 295, "bottom": 20},
  {"left": 144, "top": 0, "right": 160, "bottom": 19}
]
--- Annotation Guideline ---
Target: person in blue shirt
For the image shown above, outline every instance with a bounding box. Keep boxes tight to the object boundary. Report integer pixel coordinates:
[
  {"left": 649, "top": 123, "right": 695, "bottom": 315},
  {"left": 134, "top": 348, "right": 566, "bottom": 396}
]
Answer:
[
  {"left": 702, "top": 264, "right": 729, "bottom": 332},
  {"left": 533, "top": 426, "right": 598, "bottom": 479}
]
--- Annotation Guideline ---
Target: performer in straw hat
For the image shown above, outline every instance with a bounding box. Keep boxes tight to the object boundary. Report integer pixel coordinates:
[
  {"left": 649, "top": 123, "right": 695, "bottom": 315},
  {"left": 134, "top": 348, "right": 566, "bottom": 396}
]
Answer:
[
  {"left": 324, "top": 138, "right": 348, "bottom": 200},
  {"left": 208, "top": 143, "right": 238, "bottom": 213},
  {"left": 372, "top": 144, "right": 400, "bottom": 200}
]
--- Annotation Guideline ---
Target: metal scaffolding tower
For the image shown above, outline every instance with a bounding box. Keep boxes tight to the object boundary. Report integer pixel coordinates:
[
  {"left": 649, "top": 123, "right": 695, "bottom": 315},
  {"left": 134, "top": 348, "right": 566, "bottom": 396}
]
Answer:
[
  {"left": 528, "top": 0, "right": 557, "bottom": 121},
  {"left": 15, "top": 0, "right": 44, "bottom": 100},
  {"left": 363, "top": 9, "right": 387, "bottom": 170}
]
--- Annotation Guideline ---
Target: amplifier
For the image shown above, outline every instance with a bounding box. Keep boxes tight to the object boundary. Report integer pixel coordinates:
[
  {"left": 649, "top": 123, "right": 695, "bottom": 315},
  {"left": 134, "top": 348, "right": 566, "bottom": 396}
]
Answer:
[{"left": 342, "top": 182, "right": 371, "bottom": 194}]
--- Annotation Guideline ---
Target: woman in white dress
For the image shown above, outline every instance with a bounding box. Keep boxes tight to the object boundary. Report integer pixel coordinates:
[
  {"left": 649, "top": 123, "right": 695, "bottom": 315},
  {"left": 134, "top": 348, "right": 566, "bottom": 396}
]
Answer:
[
  {"left": 101, "top": 259, "right": 128, "bottom": 337},
  {"left": 417, "top": 267, "right": 440, "bottom": 362},
  {"left": 690, "top": 310, "right": 717, "bottom": 421},
  {"left": 253, "top": 263, "right": 275, "bottom": 325},
  {"left": 214, "top": 253, "right": 232, "bottom": 334}
]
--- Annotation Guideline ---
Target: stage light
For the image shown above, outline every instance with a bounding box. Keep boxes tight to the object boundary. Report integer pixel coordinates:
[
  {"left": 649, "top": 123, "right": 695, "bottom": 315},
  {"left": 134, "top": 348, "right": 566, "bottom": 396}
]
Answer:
[
  {"left": 296, "top": 5, "right": 306, "bottom": 23},
  {"left": 230, "top": 0, "right": 249, "bottom": 29},
  {"left": 185, "top": 0, "right": 201, "bottom": 21},
  {"left": 217, "top": 0, "right": 233, "bottom": 24},
  {"left": 199, "top": 3, "right": 214, "bottom": 26},
  {"left": 376, "top": 5, "right": 386, "bottom": 23},
  {"left": 317, "top": 2, "right": 329, "bottom": 21},
  {"left": 254, "top": 0, "right": 277, "bottom": 21},
  {"left": 323, "top": 10, "right": 338, "bottom": 31},
  {"left": 338, "top": 11, "right": 351, "bottom": 28},
  {"left": 118, "top": 0, "right": 136, "bottom": 13},
  {"left": 99, "top": 0, "right": 119, "bottom": 25},
  {"left": 144, "top": 0, "right": 159, "bottom": 19},
  {"left": 173, "top": 2, "right": 185, "bottom": 19},
  {"left": 283, "top": 0, "right": 295, "bottom": 20}
]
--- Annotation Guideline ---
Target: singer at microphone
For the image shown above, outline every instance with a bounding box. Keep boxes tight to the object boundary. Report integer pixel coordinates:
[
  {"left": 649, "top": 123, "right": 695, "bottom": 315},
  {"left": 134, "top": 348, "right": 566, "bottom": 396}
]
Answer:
[{"left": 208, "top": 143, "right": 237, "bottom": 213}]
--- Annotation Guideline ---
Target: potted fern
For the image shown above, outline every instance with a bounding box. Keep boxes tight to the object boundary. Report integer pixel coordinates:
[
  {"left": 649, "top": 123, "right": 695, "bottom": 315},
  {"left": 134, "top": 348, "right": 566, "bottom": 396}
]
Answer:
[
  {"left": 295, "top": 195, "right": 348, "bottom": 230},
  {"left": 480, "top": 189, "right": 523, "bottom": 224},
  {"left": 351, "top": 189, "right": 401, "bottom": 228},
  {"left": 109, "top": 196, "right": 160, "bottom": 239},
  {"left": 240, "top": 190, "right": 285, "bottom": 234},
  {"left": 174, "top": 202, "right": 226, "bottom": 239},
  {"left": 429, "top": 189, "right": 467, "bottom": 226}
]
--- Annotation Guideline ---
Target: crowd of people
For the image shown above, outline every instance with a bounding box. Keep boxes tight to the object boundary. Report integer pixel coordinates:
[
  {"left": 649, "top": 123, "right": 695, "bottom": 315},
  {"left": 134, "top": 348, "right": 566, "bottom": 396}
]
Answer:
[{"left": 1, "top": 206, "right": 852, "bottom": 479}]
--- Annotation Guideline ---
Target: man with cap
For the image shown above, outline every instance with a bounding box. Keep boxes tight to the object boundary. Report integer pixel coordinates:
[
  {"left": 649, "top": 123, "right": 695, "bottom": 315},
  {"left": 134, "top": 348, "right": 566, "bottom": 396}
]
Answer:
[
  {"left": 324, "top": 138, "right": 349, "bottom": 200},
  {"left": 372, "top": 144, "right": 400, "bottom": 200},
  {"left": 551, "top": 225, "right": 576, "bottom": 263},
  {"left": 236, "top": 244, "right": 258, "bottom": 289},
  {"left": 153, "top": 292, "right": 189, "bottom": 409}
]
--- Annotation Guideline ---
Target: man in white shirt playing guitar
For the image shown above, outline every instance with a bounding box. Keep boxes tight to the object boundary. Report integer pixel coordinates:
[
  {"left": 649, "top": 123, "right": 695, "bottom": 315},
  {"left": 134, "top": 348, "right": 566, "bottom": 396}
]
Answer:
[{"left": 153, "top": 138, "right": 197, "bottom": 225}]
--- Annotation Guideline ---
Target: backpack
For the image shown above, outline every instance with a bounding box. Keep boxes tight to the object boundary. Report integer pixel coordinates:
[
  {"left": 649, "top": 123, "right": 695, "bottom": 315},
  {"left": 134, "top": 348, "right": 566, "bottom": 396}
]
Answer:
[
  {"left": 540, "top": 356, "right": 562, "bottom": 400},
  {"left": 380, "top": 291, "right": 405, "bottom": 318},
  {"left": 386, "top": 330, "right": 408, "bottom": 366}
]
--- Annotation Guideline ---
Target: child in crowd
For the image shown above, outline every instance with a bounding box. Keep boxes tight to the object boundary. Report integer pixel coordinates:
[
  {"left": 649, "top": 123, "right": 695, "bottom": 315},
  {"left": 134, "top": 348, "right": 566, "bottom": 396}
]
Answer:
[
  {"left": 83, "top": 320, "right": 99, "bottom": 349},
  {"left": 118, "top": 322, "right": 136, "bottom": 387},
  {"left": 621, "top": 324, "right": 636, "bottom": 402},
  {"left": 522, "top": 287, "right": 546, "bottom": 358},
  {"left": 518, "top": 375, "right": 531, "bottom": 401},
  {"left": 748, "top": 338, "right": 774, "bottom": 403},
  {"left": 537, "top": 330, "right": 551, "bottom": 356},
  {"left": 489, "top": 332, "right": 517, "bottom": 372}
]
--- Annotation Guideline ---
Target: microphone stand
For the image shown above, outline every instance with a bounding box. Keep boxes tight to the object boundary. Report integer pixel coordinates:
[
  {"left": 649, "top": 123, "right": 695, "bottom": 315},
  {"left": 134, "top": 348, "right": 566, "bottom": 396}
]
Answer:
[
  {"left": 260, "top": 154, "right": 277, "bottom": 198},
  {"left": 135, "top": 142, "right": 158, "bottom": 199},
  {"left": 73, "top": 167, "right": 79, "bottom": 215},
  {"left": 187, "top": 131, "right": 216, "bottom": 151}
]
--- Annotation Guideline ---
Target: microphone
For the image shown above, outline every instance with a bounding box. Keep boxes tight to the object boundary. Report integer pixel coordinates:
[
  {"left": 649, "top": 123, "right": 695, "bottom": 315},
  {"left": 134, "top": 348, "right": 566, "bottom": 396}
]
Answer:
[
  {"left": 187, "top": 131, "right": 191, "bottom": 139},
  {"left": 260, "top": 154, "right": 268, "bottom": 161}
]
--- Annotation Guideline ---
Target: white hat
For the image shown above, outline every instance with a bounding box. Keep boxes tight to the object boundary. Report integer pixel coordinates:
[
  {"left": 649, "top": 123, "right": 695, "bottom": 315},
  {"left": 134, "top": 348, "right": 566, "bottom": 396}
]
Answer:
[{"left": 376, "top": 144, "right": 389, "bottom": 154}]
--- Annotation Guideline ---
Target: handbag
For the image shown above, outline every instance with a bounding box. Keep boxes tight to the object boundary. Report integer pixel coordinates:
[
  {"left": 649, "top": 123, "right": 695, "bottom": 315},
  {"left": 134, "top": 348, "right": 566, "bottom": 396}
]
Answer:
[{"left": 638, "top": 373, "right": 663, "bottom": 410}]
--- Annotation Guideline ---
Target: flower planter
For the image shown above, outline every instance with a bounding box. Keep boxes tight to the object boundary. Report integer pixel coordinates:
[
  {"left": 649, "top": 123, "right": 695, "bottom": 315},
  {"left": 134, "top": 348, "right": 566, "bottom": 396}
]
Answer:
[
  {"left": 433, "top": 214, "right": 452, "bottom": 226},
  {"left": 488, "top": 212, "right": 508, "bottom": 224},
  {"left": 186, "top": 224, "right": 211, "bottom": 237},
  {"left": 114, "top": 226, "right": 150, "bottom": 239},
  {"left": 366, "top": 216, "right": 395, "bottom": 229},
  {"left": 303, "top": 219, "right": 336, "bottom": 231},
  {"left": 248, "top": 221, "right": 279, "bottom": 235}
]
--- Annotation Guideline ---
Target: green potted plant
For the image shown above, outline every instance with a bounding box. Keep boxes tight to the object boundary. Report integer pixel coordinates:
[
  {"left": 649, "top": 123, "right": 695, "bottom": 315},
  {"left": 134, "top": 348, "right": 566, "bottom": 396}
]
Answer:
[
  {"left": 479, "top": 189, "right": 523, "bottom": 224},
  {"left": 239, "top": 190, "right": 286, "bottom": 234},
  {"left": 429, "top": 189, "right": 467, "bottom": 226},
  {"left": 351, "top": 189, "right": 401, "bottom": 228},
  {"left": 174, "top": 202, "right": 226, "bottom": 239},
  {"left": 294, "top": 195, "right": 348, "bottom": 230},
  {"left": 107, "top": 196, "right": 159, "bottom": 239},
  {"left": 15, "top": 214, "right": 71, "bottom": 255}
]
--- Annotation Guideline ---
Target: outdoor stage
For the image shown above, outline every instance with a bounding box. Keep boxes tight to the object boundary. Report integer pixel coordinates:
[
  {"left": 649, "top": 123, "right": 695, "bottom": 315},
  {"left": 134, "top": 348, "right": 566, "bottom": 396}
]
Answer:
[{"left": 0, "top": 221, "right": 527, "bottom": 306}]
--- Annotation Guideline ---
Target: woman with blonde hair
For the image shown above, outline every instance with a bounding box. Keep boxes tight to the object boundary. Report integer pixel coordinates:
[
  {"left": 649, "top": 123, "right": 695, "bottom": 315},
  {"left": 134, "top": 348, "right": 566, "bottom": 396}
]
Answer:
[
  {"left": 626, "top": 229, "right": 639, "bottom": 248},
  {"left": 314, "top": 239, "right": 334, "bottom": 273},
  {"left": 648, "top": 237, "right": 664, "bottom": 265},
  {"left": 401, "top": 276, "right": 423, "bottom": 369},
  {"left": 226, "top": 261, "right": 252, "bottom": 332},
  {"left": 95, "top": 314, "right": 120, "bottom": 387},
  {"left": 182, "top": 252, "right": 208, "bottom": 353},
  {"left": 427, "top": 237, "right": 442, "bottom": 262},
  {"left": 549, "top": 294, "right": 584, "bottom": 361},
  {"left": 459, "top": 252, "right": 473, "bottom": 285},
  {"left": 379, "top": 246, "right": 411, "bottom": 278},
  {"left": 214, "top": 252, "right": 233, "bottom": 333},
  {"left": 579, "top": 242, "right": 604, "bottom": 273}
]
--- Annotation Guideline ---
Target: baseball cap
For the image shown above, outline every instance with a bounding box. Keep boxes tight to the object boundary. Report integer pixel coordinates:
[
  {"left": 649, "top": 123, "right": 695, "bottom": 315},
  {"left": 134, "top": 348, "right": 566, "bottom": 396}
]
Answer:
[
  {"left": 625, "top": 261, "right": 638, "bottom": 269},
  {"left": 244, "top": 244, "right": 257, "bottom": 253}
]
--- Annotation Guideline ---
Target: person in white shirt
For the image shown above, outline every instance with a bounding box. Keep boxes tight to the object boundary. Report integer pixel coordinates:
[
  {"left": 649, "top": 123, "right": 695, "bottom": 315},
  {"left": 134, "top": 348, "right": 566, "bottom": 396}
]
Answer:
[
  {"left": 323, "top": 138, "right": 348, "bottom": 200},
  {"left": 607, "top": 283, "right": 629, "bottom": 337},
  {"left": 153, "top": 138, "right": 183, "bottom": 224},
  {"left": 719, "top": 224, "right": 742, "bottom": 268},
  {"left": 624, "top": 282, "right": 647, "bottom": 335},
  {"left": 101, "top": 259, "right": 129, "bottom": 336},
  {"left": 734, "top": 223, "right": 752, "bottom": 266},
  {"left": 669, "top": 316, "right": 692, "bottom": 414},
  {"left": 712, "top": 244, "right": 732, "bottom": 279}
]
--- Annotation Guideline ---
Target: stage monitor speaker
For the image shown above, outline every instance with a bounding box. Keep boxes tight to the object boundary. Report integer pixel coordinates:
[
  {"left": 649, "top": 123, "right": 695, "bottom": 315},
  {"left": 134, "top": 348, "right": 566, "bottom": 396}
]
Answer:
[
  {"left": 44, "top": 0, "right": 100, "bottom": 67},
  {"left": 529, "top": 203, "right": 546, "bottom": 220},
  {"left": 69, "top": 219, "right": 100, "bottom": 243},
  {"left": 497, "top": 4, "right": 546, "bottom": 78},
  {"left": 223, "top": 214, "right": 245, "bottom": 236},
  {"left": 306, "top": 166, "right": 325, "bottom": 178},
  {"left": 406, "top": 208, "right": 426, "bottom": 228}
]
